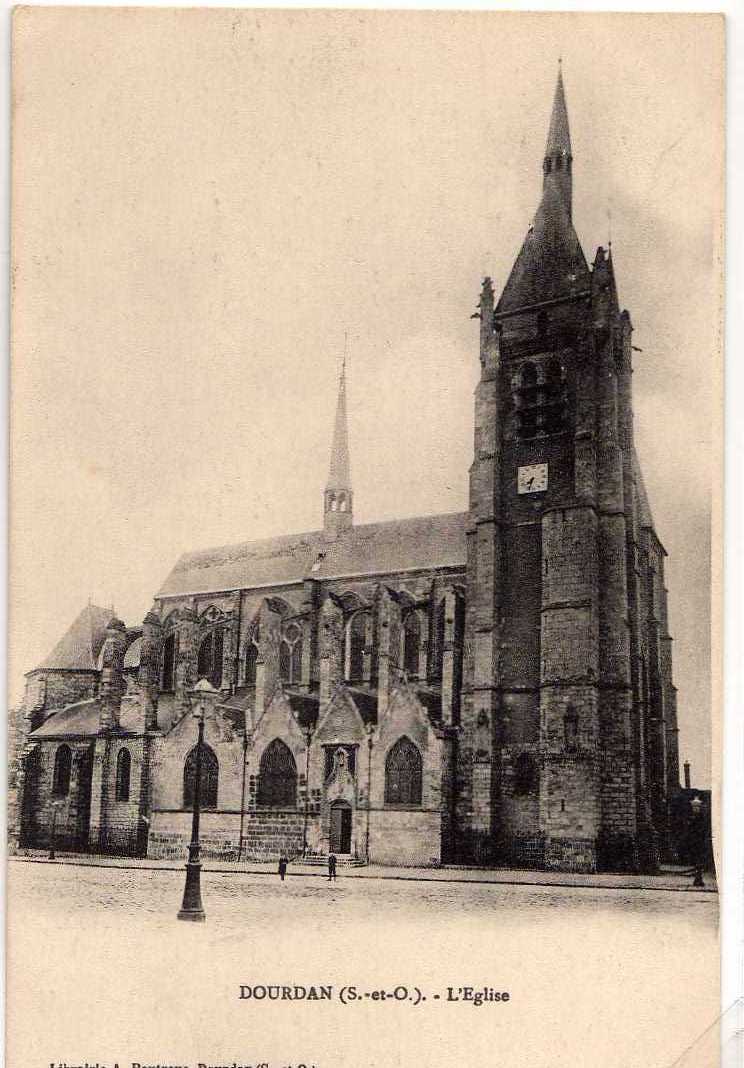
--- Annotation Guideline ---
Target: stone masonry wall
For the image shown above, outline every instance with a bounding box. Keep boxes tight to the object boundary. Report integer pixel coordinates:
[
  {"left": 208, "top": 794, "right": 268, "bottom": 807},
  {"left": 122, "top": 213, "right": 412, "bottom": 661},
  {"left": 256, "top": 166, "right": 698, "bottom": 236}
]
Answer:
[
  {"left": 148, "top": 810, "right": 309, "bottom": 862},
  {"left": 18, "top": 740, "right": 94, "bottom": 851},
  {"left": 97, "top": 736, "right": 148, "bottom": 856},
  {"left": 368, "top": 809, "right": 442, "bottom": 866}
]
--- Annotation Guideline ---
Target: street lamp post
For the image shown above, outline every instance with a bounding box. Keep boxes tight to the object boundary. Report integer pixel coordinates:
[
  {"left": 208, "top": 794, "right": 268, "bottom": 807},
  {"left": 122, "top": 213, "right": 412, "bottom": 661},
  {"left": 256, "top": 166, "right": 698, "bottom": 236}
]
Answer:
[{"left": 177, "top": 678, "right": 217, "bottom": 922}]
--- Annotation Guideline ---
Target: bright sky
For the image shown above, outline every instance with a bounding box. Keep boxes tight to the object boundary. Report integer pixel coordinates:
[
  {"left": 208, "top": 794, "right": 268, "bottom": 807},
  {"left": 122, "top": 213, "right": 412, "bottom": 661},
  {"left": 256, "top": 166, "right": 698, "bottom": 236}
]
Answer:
[{"left": 11, "top": 10, "right": 722, "bottom": 787}]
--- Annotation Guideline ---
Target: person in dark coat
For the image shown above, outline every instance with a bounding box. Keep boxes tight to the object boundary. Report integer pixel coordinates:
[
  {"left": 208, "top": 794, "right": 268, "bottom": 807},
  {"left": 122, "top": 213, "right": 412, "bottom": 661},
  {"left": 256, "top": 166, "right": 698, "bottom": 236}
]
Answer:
[
  {"left": 278, "top": 855, "right": 288, "bottom": 882},
  {"left": 328, "top": 853, "right": 337, "bottom": 882}
]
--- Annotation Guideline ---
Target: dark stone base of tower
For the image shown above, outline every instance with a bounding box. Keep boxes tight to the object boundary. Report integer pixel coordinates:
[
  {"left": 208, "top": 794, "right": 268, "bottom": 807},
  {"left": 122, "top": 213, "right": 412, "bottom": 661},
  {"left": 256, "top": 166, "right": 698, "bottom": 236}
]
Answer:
[{"left": 10, "top": 69, "right": 684, "bottom": 876}]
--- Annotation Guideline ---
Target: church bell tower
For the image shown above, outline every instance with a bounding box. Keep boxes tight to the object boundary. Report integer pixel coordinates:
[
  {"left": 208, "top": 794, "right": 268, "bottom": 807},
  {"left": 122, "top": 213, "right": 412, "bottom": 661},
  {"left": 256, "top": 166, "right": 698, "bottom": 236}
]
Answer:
[{"left": 458, "top": 67, "right": 660, "bottom": 874}]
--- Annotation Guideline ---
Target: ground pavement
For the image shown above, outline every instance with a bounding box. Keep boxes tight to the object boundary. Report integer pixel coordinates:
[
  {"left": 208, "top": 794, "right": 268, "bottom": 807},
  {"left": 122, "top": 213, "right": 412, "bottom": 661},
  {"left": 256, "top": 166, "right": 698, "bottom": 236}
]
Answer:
[{"left": 10, "top": 848, "right": 717, "bottom": 892}]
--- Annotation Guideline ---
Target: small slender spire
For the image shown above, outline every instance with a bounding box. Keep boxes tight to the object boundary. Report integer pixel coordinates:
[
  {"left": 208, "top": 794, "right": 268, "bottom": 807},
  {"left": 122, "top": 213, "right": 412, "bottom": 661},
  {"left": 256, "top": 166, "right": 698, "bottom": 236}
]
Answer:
[
  {"left": 543, "top": 63, "right": 573, "bottom": 217},
  {"left": 545, "top": 62, "right": 572, "bottom": 158},
  {"left": 324, "top": 341, "right": 353, "bottom": 538},
  {"left": 327, "top": 358, "right": 350, "bottom": 491}
]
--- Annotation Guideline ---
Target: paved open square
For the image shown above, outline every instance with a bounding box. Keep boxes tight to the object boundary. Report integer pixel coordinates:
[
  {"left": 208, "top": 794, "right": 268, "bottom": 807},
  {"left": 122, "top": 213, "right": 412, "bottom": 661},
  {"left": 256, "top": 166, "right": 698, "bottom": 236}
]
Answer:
[{"left": 8, "top": 859, "right": 718, "bottom": 1068}]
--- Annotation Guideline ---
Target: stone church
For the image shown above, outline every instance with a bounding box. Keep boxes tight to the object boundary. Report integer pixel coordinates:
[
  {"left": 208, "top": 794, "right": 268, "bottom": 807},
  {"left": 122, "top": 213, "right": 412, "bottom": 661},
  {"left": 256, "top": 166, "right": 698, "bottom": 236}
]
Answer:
[{"left": 12, "top": 70, "right": 680, "bottom": 873}]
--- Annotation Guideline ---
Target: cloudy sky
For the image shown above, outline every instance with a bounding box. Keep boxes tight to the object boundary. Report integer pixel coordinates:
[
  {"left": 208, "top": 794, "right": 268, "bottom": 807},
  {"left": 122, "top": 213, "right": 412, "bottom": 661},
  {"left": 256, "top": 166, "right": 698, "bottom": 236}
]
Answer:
[{"left": 11, "top": 10, "right": 722, "bottom": 786}]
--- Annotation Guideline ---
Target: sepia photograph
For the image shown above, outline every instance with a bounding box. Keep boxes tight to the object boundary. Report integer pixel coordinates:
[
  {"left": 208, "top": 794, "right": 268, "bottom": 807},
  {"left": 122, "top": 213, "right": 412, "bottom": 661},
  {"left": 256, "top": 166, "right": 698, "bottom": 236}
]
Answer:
[{"left": 7, "top": 9, "right": 725, "bottom": 1068}]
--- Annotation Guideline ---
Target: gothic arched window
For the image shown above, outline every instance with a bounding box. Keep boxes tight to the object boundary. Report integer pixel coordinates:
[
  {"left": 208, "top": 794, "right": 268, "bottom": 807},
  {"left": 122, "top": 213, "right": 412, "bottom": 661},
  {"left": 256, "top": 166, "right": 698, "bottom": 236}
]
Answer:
[
  {"left": 513, "top": 752, "right": 537, "bottom": 796},
  {"left": 183, "top": 743, "right": 219, "bottom": 810},
  {"left": 244, "top": 642, "right": 259, "bottom": 687},
  {"left": 346, "top": 611, "right": 367, "bottom": 683},
  {"left": 403, "top": 610, "right": 421, "bottom": 678},
  {"left": 544, "top": 357, "right": 565, "bottom": 435},
  {"left": 279, "top": 623, "right": 303, "bottom": 685},
  {"left": 385, "top": 737, "right": 423, "bottom": 806},
  {"left": 545, "top": 357, "right": 562, "bottom": 388},
  {"left": 52, "top": 744, "right": 72, "bottom": 797},
  {"left": 161, "top": 631, "right": 177, "bottom": 692},
  {"left": 115, "top": 748, "right": 131, "bottom": 802},
  {"left": 197, "top": 628, "right": 224, "bottom": 689},
  {"left": 518, "top": 362, "right": 538, "bottom": 440},
  {"left": 257, "top": 739, "right": 297, "bottom": 808}
]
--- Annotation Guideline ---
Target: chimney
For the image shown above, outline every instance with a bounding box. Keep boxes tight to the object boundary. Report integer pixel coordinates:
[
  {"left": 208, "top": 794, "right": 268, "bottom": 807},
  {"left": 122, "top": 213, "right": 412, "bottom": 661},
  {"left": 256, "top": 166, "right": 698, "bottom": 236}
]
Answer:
[
  {"left": 683, "top": 761, "right": 691, "bottom": 790},
  {"left": 99, "top": 617, "right": 127, "bottom": 731}
]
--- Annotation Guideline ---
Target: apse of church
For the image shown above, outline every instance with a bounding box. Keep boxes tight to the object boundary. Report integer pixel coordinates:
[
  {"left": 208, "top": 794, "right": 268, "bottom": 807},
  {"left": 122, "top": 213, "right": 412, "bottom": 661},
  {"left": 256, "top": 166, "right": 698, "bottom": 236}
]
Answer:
[{"left": 12, "top": 68, "right": 679, "bottom": 874}]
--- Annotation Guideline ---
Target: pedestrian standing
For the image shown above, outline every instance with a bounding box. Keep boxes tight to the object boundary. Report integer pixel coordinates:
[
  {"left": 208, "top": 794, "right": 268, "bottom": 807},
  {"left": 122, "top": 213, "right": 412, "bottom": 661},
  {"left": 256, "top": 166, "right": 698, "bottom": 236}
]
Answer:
[
  {"left": 328, "top": 853, "right": 337, "bottom": 882},
  {"left": 278, "top": 855, "right": 288, "bottom": 882}
]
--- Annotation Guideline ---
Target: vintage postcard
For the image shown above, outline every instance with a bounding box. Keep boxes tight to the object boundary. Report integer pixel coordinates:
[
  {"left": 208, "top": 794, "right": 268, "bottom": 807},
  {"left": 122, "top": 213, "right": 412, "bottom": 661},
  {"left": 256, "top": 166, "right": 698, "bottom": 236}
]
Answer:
[{"left": 7, "top": 10, "right": 724, "bottom": 1068}]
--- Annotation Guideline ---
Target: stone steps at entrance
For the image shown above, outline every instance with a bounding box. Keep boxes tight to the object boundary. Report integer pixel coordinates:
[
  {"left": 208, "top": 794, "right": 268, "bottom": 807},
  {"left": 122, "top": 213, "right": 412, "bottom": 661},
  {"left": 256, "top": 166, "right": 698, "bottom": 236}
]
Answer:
[{"left": 300, "top": 853, "right": 367, "bottom": 868}]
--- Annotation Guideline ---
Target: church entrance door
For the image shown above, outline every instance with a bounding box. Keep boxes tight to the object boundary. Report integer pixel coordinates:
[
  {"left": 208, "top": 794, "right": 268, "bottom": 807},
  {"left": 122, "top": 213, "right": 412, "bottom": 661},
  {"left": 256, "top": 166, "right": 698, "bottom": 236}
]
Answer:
[{"left": 329, "top": 801, "right": 352, "bottom": 854}]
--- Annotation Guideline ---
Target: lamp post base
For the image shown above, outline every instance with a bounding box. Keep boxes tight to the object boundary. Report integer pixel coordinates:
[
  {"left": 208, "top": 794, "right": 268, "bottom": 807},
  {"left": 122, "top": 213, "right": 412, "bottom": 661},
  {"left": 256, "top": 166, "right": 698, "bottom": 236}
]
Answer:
[{"left": 177, "top": 858, "right": 206, "bottom": 922}]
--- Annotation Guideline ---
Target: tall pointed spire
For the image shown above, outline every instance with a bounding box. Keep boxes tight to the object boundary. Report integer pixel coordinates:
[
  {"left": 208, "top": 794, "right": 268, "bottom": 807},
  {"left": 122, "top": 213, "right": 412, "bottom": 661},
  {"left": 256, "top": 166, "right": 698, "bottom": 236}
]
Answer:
[
  {"left": 495, "top": 65, "right": 588, "bottom": 316},
  {"left": 324, "top": 344, "right": 353, "bottom": 538},
  {"left": 543, "top": 62, "right": 573, "bottom": 217}
]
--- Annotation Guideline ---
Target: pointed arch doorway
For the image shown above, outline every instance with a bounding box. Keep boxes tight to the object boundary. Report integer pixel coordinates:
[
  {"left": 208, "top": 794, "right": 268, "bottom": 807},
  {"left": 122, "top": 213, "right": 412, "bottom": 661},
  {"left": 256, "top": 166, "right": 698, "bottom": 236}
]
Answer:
[{"left": 329, "top": 799, "right": 352, "bottom": 855}]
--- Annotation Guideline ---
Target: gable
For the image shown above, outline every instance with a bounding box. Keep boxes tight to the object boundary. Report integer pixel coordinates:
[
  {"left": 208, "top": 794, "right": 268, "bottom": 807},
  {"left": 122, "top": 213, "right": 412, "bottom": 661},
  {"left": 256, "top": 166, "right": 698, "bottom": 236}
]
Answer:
[
  {"left": 253, "top": 690, "right": 308, "bottom": 754},
  {"left": 378, "top": 684, "right": 433, "bottom": 752},
  {"left": 314, "top": 691, "right": 367, "bottom": 746}
]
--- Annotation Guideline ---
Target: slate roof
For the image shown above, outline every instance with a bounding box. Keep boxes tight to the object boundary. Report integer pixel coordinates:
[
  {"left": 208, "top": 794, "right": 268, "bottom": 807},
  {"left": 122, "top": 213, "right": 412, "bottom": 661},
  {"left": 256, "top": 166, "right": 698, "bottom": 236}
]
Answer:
[
  {"left": 495, "top": 181, "right": 590, "bottom": 315},
  {"left": 29, "top": 697, "right": 143, "bottom": 739},
  {"left": 34, "top": 604, "right": 116, "bottom": 673},
  {"left": 158, "top": 512, "right": 469, "bottom": 597},
  {"left": 545, "top": 67, "right": 572, "bottom": 158},
  {"left": 416, "top": 686, "right": 444, "bottom": 722},
  {"left": 345, "top": 687, "right": 379, "bottom": 725},
  {"left": 287, "top": 690, "right": 321, "bottom": 730},
  {"left": 217, "top": 687, "right": 320, "bottom": 733}
]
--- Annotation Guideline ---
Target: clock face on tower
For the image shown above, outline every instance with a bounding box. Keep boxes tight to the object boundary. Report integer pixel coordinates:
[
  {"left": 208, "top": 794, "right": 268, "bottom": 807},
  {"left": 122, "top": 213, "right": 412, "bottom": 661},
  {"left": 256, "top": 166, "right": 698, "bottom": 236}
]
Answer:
[{"left": 517, "top": 463, "right": 548, "bottom": 494}]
